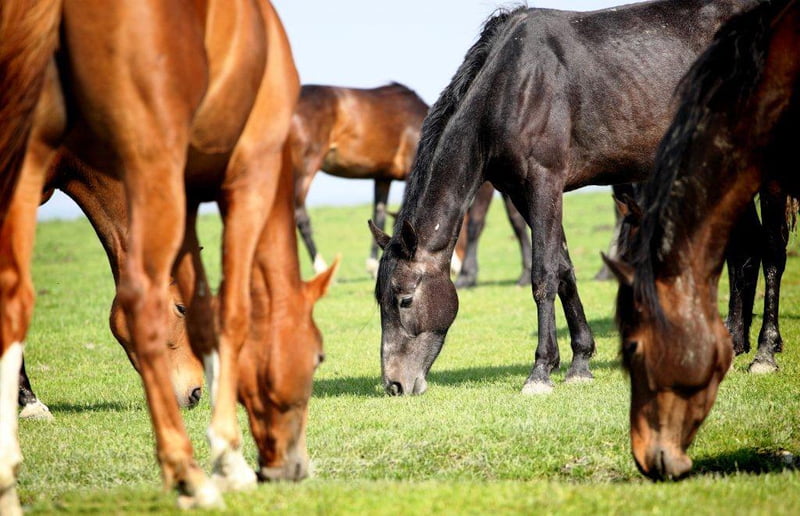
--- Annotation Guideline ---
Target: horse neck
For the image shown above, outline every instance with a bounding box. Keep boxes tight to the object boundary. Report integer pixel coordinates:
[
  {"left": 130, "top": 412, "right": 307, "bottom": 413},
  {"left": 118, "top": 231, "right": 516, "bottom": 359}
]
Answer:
[{"left": 400, "top": 137, "right": 485, "bottom": 265}]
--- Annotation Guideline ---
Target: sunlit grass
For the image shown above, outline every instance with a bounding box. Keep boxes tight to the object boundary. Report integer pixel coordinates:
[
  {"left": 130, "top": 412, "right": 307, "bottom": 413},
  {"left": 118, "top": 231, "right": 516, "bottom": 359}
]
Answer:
[{"left": 18, "top": 191, "right": 800, "bottom": 513}]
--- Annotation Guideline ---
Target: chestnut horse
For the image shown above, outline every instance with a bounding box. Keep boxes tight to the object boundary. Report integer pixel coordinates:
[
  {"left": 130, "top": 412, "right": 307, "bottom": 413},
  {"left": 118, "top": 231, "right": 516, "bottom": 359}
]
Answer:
[
  {"left": 0, "top": 1, "right": 336, "bottom": 512},
  {"left": 18, "top": 151, "right": 206, "bottom": 420},
  {"left": 289, "top": 83, "right": 428, "bottom": 276},
  {"left": 605, "top": 0, "right": 799, "bottom": 480},
  {"left": 370, "top": 0, "right": 756, "bottom": 396}
]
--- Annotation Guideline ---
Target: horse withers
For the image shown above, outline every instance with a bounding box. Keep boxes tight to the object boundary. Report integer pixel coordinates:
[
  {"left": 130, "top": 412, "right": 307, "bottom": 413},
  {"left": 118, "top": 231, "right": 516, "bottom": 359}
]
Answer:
[
  {"left": 371, "top": 0, "right": 756, "bottom": 396},
  {"left": 605, "top": 0, "right": 799, "bottom": 480}
]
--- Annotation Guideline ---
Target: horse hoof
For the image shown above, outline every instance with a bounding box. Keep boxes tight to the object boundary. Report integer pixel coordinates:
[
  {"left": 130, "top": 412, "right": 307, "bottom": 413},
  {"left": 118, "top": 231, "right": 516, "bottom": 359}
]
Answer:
[
  {"left": 19, "top": 400, "right": 54, "bottom": 421},
  {"left": 313, "top": 254, "right": 328, "bottom": 274},
  {"left": 211, "top": 448, "right": 257, "bottom": 492},
  {"left": 564, "top": 371, "right": 594, "bottom": 384},
  {"left": 521, "top": 381, "right": 554, "bottom": 395},
  {"left": 0, "top": 485, "right": 22, "bottom": 516},
  {"left": 366, "top": 258, "right": 379, "bottom": 278},
  {"left": 748, "top": 359, "right": 778, "bottom": 374},
  {"left": 177, "top": 479, "right": 224, "bottom": 510}
]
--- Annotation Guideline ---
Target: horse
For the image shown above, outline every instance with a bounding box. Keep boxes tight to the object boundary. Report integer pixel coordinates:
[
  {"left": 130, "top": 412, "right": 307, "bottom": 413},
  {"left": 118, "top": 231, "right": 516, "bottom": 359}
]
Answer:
[
  {"left": 0, "top": 1, "right": 336, "bottom": 512},
  {"left": 616, "top": 185, "right": 796, "bottom": 374},
  {"left": 369, "top": 0, "right": 757, "bottom": 396},
  {"left": 289, "top": 83, "right": 429, "bottom": 277},
  {"left": 603, "top": 0, "right": 799, "bottom": 480},
  {"left": 18, "top": 150, "right": 207, "bottom": 420}
]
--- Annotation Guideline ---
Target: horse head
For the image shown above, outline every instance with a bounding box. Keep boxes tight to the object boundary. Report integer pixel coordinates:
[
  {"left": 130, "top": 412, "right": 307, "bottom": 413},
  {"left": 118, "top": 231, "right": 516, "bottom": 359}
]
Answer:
[
  {"left": 237, "top": 259, "right": 338, "bottom": 482},
  {"left": 110, "top": 282, "right": 204, "bottom": 409},
  {"left": 370, "top": 219, "right": 458, "bottom": 396},
  {"left": 605, "top": 218, "right": 732, "bottom": 480}
]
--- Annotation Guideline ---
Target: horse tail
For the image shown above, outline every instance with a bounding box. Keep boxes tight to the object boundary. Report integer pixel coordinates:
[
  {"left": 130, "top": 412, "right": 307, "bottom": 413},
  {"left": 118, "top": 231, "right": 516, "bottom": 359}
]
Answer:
[
  {"left": 403, "top": 7, "right": 525, "bottom": 208},
  {"left": 0, "top": 0, "right": 62, "bottom": 219}
]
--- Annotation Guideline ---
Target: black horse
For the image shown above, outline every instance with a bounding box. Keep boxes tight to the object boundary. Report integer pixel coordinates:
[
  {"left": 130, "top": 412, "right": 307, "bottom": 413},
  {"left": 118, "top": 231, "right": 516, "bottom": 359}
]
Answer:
[{"left": 370, "top": 0, "right": 758, "bottom": 395}]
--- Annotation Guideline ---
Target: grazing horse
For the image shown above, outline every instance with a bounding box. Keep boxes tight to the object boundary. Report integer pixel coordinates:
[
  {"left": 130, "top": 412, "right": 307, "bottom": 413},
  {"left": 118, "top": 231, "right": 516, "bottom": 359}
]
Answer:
[
  {"left": 0, "top": 1, "right": 336, "bottom": 512},
  {"left": 604, "top": 0, "right": 799, "bottom": 480},
  {"left": 18, "top": 151, "right": 207, "bottom": 419},
  {"left": 289, "top": 83, "right": 428, "bottom": 276},
  {"left": 370, "top": 0, "right": 756, "bottom": 396}
]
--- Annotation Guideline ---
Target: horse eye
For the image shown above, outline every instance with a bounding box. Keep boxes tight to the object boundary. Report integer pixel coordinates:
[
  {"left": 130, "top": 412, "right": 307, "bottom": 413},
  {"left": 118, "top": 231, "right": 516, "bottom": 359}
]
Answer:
[
  {"left": 622, "top": 340, "right": 638, "bottom": 357},
  {"left": 175, "top": 304, "right": 187, "bottom": 317},
  {"left": 399, "top": 295, "right": 413, "bottom": 308}
]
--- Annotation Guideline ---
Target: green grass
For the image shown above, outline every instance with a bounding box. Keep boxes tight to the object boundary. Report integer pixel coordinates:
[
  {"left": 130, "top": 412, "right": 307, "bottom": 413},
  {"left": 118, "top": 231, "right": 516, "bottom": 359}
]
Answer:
[{"left": 18, "top": 192, "right": 800, "bottom": 514}]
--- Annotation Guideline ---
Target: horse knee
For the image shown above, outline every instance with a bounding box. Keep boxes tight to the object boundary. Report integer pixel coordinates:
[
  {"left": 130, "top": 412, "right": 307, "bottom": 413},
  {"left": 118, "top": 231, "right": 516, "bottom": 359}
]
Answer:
[{"left": 0, "top": 268, "right": 35, "bottom": 342}]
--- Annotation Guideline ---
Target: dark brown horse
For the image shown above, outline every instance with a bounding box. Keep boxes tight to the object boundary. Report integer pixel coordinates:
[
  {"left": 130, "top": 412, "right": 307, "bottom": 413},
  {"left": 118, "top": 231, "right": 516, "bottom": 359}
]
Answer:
[
  {"left": 370, "top": 0, "right": 756, "bottom": 396},
  {"left": 605, "top": 0, "right": 799, "bottom": 480},
  {"left": 289, "top": 83, "right": 428, "bottom": 276},
  {"left": 0, "top": 1, "right": 335, "bottom": 512}
]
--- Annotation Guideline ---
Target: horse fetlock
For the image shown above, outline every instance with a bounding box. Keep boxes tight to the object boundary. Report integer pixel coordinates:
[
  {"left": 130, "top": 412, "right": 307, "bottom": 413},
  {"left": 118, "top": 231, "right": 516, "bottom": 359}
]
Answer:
[
  {"left": 565, "top": 359, "right": 594, "bottom": 383},
  {"left": 211, "top": 448, "right": 257, "bottom": 492}
]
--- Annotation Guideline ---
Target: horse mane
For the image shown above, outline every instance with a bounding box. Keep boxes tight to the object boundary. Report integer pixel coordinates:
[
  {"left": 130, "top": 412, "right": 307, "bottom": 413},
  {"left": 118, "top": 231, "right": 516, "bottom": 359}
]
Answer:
[
  {"left": 395, "top": 6, "right": 527, "bottom": 224},
  {"left": 0, "top": 0, "right": 61, "bottom": 223},
  {"left": 629, "top": 0, "right": 789, "bottom": 322}
]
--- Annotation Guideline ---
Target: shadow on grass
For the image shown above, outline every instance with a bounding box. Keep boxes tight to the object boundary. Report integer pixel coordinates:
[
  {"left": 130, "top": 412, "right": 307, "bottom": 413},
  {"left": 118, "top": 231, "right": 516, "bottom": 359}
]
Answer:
[
  {"left": 691, "top": 447, "right": 799, "bottom": 476},
  {"left": 47, "top": 401, "right": 134, "bottom": 414},
  {"left": 314, "top": 359, "right": 621, "bottom": 399}
]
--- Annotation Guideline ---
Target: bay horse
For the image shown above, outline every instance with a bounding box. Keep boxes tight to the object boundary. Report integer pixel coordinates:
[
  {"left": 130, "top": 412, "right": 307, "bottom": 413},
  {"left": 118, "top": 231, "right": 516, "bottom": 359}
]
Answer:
[
  {"left": 604, "top": 0, "right": 799, "bottom": 480},
  {"left": 0, "top": 1, "right": 336, "bottom": 512},
  {"left": 289, "top": 83, "right": 428, "bottom": 276},
  {"left": 18, "top": 151, "right": 207, "bottom": 420},
  {"left": 370, "top": 0, "right": 757, "bottom": 396}
]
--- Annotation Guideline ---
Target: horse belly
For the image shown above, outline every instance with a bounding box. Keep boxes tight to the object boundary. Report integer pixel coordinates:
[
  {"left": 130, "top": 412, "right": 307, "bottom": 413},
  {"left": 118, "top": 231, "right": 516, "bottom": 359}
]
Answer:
[{"left": 321, "top": 146, "right": 395, "bottom": 180}]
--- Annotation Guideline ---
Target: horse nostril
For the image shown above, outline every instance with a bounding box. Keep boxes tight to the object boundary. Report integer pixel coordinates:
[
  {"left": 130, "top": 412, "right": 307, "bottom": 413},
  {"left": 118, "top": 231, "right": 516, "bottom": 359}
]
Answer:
[
  {"left": 188, "top": 387, "right": 202, "bottom": 406},
  {"left": 386, "top": 382, "right": 403, "bottom": 396}
]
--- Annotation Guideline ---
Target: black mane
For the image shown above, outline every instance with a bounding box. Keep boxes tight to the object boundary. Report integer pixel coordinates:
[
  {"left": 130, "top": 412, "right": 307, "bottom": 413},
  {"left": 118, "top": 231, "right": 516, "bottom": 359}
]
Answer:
[{"left": 628, "top": 0, "right": 789, "bottom": 321}]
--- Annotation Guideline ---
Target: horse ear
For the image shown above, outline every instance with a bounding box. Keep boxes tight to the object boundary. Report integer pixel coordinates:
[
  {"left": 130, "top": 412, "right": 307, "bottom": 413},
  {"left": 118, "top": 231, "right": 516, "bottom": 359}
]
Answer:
[
  {"left": 306, "top": 255, "right": 340, "bottom": 302},
  {"left": 616, "top": 194, "right": 643, "bottom": 224},
  {"left": 399, "top": 219, "right": 418, "bottom": 258},
  {"left": 601, "top": 252, "right": 635, "bottom": 287},
  {"left": 368, "top": 220, "right": 391, "bottom": 250}
]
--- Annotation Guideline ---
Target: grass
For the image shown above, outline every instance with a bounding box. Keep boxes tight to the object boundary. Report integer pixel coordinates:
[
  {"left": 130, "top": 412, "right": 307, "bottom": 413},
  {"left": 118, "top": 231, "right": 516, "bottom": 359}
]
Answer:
[{"left": 17, "top": 191, "right": 800, "bottom": 514}]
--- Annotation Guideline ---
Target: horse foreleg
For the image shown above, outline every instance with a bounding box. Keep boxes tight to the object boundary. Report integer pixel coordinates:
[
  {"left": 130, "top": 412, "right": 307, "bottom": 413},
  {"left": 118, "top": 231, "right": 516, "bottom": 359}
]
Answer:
[
  {"left": 750, "top": 188, "right": 788, "bottom": 373},
  {"left": 556, "top": 230, "right": 595, "bottom": 383},
  {"left": 521, "top": 174, "right": 564, "bottom": 395},
  {"left": 724, "top": 201, "right": 761, "bottom": 356},
  {"left": 503, "top": 192, "right": 532, "bottom": 287},
  {"left": 209, "top": 151, "right": 281, "bottom": 491},
  {"left": 366, "top": 178, "right": 391, "bottom": 278},
  {"left": 0, "top": 141, "right": 53, "bottom": 516},
  {"left": 454, "top": 181, "right": 493, "bottom": 289},
  {"left": 18, "top": 357, "right": 52, "bottom": 420}
]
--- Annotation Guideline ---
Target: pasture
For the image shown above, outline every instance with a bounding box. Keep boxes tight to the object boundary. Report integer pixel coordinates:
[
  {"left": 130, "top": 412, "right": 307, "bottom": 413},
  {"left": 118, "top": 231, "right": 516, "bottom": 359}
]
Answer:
[{"left": 19, "top": 191, "right": 800, "bottom": 513}]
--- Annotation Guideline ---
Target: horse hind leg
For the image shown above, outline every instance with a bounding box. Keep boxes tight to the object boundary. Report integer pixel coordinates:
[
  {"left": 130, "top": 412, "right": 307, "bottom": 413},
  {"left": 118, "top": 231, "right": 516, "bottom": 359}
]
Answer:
[
  {"left": 749, "top": 189, "right": 788, "bottom": 374},
  {"left": 454, "top": 181, "right": 493, "bottom": 289},
  {"left": 503, "top": 192, "right": 532, "bottom": 287},
  {"left": 18, "top": 357, "right": 53, "bottom": 420}
]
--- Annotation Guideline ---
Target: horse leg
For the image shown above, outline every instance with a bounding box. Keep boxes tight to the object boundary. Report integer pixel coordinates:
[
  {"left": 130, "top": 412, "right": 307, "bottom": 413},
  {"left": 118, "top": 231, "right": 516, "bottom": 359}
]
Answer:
[
  {"left": 724, "top": 201, "right": 761, "bottom": 356},
  {"left": 454, "top": 181, "right": 493, "bottom": 289},
  {"left": 367, "top": 178, "right": 391, "bottom": 278},
  {"left": 294, "top": 168, "right": 326, "bottom": 273},
  {"left": 749, "top": 188, "right": 788, "bottom": 373},
  {"left": 503, "top": 193, "right": 532, "bottom": 287},
  {"left": 520, "top": 173, "right": 565, "bottom": 395},
  {"left": 209, "top": 150, "right": 282, "bottom": 491},
  {"left": 0, "top": 136, "right": 55, "bottom": 516},
  {"left": 18, "top": 356, "right": 52, "bottom": 420},
  {"left": 557, "top": 231, "right": 595, "bottom": 383}
]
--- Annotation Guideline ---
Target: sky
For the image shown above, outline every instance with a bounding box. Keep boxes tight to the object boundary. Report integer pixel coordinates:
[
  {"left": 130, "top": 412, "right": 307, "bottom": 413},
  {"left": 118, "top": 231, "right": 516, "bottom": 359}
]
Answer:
[{"left": 39, "top": 0, "right": 626, "bottom": 220}]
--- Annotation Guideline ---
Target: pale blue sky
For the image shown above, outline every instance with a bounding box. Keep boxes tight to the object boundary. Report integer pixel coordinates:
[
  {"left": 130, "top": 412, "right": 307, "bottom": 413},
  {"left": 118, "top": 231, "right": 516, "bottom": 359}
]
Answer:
[{"left": 40, "top": 0, "right": 624, "bottom": 220}]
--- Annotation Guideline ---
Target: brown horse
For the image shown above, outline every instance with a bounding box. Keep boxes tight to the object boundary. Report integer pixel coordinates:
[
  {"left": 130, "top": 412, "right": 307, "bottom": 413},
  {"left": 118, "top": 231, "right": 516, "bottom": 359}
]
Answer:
[
  {"left": 18, "top": 151, "right": 206, "bottom": 420},
  {"left": 0, "top": 1, "right": 335, "bottom": 512},
  {"left": 605, "top": 0, "right": 799, "bottom": 480},
  {"left": 289, "top": 83, "right": 429, "bottom": 276}
]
